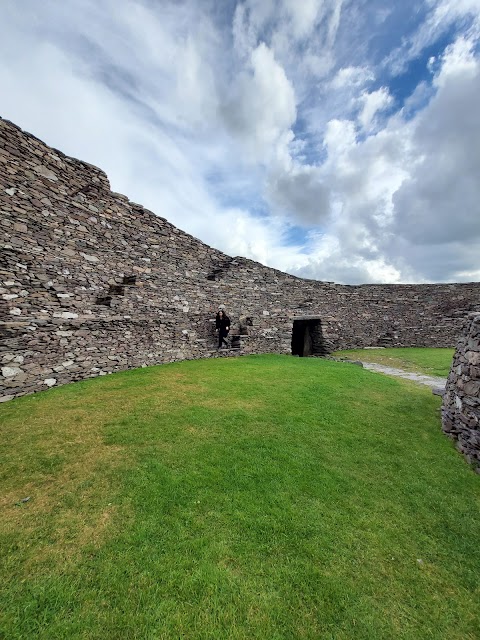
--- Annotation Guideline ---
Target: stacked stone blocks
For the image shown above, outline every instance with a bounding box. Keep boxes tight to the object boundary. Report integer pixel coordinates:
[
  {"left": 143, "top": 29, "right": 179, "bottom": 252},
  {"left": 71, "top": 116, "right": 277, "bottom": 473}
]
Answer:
[
  {"left": 1, "top": 117, "right": 480, "bottom": 402},
  {"left": 442, "top": 313, "right": 480, "bottom": 470}
]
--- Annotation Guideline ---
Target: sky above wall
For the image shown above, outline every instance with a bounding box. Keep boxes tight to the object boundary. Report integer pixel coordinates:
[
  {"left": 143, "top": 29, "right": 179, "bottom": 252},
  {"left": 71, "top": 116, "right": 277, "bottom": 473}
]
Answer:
[{"left": 1, "top": 0, "right": 480, "bottom": 284}]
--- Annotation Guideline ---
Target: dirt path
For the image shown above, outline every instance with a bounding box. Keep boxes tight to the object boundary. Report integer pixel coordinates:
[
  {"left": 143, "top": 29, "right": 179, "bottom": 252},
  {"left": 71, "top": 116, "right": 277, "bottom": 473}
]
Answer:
[{"left": 360, "top": 362, "right": 447, "bottom": 390}]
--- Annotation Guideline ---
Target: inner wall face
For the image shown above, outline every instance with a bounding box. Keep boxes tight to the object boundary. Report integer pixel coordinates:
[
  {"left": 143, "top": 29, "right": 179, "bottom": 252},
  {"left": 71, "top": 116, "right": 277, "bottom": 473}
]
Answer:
[
  {"left": 1, "top": 117, "right": 480, "bottom": 400},
  {"left": 442, "top": 313, "right": 480, "bottom": 469}
]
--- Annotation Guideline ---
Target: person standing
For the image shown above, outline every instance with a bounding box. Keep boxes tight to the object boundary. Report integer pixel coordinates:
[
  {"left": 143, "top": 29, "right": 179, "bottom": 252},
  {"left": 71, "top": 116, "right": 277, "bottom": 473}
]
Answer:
[{"left": 216, "top": 309, "right": 230, "bottom": 349}]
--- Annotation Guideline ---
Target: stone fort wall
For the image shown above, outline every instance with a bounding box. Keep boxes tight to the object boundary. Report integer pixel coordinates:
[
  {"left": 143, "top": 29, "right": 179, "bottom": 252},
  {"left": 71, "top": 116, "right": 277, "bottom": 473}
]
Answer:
[
  {"left": 442, "top": 313, "right": 480, "bottom": 471},
  {"left": 1, "top": 117, "right": 480, "bottom": 401}
]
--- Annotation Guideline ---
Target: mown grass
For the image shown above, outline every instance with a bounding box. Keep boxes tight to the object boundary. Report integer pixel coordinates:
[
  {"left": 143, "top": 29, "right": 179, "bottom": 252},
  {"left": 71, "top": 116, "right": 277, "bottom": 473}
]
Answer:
[
  {"left": 1, "top": 354, "right": 479, "bottom": 639},
  {"left": 333, "top": 347, "right": 455, "bottom": 377}
]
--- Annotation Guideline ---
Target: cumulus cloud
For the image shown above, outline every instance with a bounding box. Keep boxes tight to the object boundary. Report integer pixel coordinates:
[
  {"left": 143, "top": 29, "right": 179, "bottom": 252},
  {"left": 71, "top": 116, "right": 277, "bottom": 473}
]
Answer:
[
  {"left": 295, "top": 30, "right": 480, "bottom": 283},
  {"left": 0, "top": 0, "right": 479, "bottom": 284},
  {"left": 266, "top": 166, "right": 331, "bottom": 225},
  {"left": 392, "top": 37, "right": 480, "bottom": 246},
  {"left": 221, "top": 42, "right": 296, "bottom": 164},
  {"left": 358, "top": 87, "right": 394, "bottom": 132}
]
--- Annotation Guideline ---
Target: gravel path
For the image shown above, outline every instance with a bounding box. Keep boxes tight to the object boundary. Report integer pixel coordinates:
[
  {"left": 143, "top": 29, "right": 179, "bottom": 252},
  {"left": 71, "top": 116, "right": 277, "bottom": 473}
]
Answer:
[{"left": 360, "top": 362, "right": 447, "bottom": 390}]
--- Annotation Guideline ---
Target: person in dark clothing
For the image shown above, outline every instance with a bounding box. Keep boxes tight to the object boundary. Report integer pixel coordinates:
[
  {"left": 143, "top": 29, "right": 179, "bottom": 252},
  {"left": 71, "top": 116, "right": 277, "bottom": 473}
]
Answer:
[{"left": 215, "top": 309, "right": 230, "bottom": 349}]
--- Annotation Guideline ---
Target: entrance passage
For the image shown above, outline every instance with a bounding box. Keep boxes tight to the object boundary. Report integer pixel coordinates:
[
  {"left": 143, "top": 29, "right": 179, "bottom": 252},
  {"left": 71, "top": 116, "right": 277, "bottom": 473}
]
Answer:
[{"left": 291, "top": 318, "right": 327, "bottom": 357}]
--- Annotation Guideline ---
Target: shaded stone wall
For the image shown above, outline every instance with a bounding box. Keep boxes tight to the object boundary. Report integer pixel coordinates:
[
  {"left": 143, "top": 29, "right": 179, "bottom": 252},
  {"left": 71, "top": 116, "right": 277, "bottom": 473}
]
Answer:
[
  {"left": 1, "top": 117, "right": 480, "bottom": 401},
  {"left": 442, "top": 313, "right": 480, "bottom": 471}
]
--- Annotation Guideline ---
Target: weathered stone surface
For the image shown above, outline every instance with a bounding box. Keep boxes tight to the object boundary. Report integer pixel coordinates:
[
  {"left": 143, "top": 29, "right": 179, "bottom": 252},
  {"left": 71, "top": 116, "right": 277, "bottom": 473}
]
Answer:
[
  {"left": 1, "top": 366, "right": 23, "bottom": 378},
  {"left": 466, "top": 351, "right": 480, "bottom": 366},
  {"left": 80, "top": 253, "right": 100, "bottom": 263},
  {"left": 1, "top": 116, "right": 479, "bottom": 403},
  {"left": 33, "top": 165, "right": 58, "bottom": 181},
  {"left": 464, "top": 381, "right": 480, "bottom": 397},
  {"left": 442, "top": 313, "right": 480, "bottom": 470}
]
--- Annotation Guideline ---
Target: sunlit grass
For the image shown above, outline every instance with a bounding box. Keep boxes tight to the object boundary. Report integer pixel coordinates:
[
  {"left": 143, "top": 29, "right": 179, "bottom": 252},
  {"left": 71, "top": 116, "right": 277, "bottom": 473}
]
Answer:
[
  {"left": 1, "top": 354, "right": 479, "bottom": 639},
  {"left": 332, "top": 347, "right": 455, "bottom": 377}
]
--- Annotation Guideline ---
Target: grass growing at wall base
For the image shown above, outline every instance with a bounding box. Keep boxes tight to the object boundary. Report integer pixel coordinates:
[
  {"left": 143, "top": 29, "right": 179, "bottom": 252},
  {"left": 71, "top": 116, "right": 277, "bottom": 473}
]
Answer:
[
  {"left": 1, "top": 354, "right": 479, "bottom": 639},
  {"left": 333, "top": 347, "right": 455, "bottom": 377}
]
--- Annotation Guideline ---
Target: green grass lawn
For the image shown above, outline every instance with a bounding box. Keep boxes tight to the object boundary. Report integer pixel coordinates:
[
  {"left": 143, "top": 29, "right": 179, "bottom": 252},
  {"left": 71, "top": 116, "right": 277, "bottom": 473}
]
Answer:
[
  {"left": 332, "top": 347, "right": 455, "bottom": 377},
  {"left": 1, "top": 354, "right": 479, "bottom": 639}
]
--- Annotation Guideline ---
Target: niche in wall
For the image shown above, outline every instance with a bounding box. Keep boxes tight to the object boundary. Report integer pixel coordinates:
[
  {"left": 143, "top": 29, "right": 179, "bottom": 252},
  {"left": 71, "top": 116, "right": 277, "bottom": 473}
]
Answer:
[
  {"left": 207, "top": 269, "right": 222, "bottom": 281},
  {"left": 109, "top": 285, "right": 125, "bottom": 296},
  {"left": 95, "top": 296, "right": 112, "bottom": 307}
]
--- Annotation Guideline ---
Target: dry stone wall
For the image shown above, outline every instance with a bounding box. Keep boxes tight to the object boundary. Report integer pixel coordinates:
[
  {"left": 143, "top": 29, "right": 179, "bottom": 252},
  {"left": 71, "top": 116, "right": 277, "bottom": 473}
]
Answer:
[
  {"left": 442, "top": 313, "right": 480, "bottom": 471},
  {"left": 1, "top": 117, "right": 480, "bottom": 401}
]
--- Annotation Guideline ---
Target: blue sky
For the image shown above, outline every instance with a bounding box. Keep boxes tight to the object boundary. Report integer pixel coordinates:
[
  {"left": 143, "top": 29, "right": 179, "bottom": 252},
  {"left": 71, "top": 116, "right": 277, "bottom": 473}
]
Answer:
[{"left": 1, "top": 0, "right": 480, "bottom": 283}]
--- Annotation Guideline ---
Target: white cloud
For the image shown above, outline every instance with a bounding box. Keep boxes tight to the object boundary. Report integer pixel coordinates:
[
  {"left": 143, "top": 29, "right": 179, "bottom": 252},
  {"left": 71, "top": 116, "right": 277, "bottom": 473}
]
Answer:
[
  {"left": 324, "top": 119, "right": 357, "bottom": 165},
  {"left": 266, "top": 165, "right": 331, "bottom": 225},
  {"left": 291, "top": 30, "right": 480, "bottom": 283},
  {"left": 386, "top": 0, "right": 480, "bottom": 75},
  {"left": 433, "top": 34, "right": 478, "bottom": 85},
  {"left": 392, "top": 35, "right": 480, "bottom": 248},
  {"left": 0, "top": 0, "right": 479, "bottom": 285},
  {"left": 221, "top": 43, "right": 297, "bottom": 165},
  {"left": 281, "top": 0, "right": 324, "bottom": 39},
  {"left": 358, "top": 87, "right": 394, "bottom": 131},
  {"left": 330, "top": 65, "right": 375, "bottom": 89}
]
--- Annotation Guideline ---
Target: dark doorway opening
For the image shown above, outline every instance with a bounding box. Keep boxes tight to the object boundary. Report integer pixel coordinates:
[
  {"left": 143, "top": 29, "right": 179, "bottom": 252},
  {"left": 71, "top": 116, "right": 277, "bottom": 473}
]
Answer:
[{"left": 291, "top": 319, "right": 327, "bottom": 357}]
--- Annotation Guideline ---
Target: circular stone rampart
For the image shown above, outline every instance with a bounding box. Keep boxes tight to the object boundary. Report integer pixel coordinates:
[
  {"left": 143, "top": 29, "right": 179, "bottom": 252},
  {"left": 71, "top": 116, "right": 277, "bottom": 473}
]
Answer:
[{"left": 1, "top": 117, "right": 480, "bottom": 401}]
